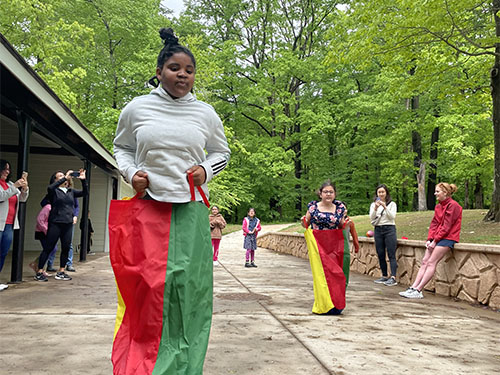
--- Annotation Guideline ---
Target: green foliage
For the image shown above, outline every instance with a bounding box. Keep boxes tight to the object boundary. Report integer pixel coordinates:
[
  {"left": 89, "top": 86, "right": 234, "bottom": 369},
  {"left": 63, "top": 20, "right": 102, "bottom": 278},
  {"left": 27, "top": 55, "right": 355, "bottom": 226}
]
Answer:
[
  {"left": 323, "top": 0, "right": 495, "bottom": 213},
  {"left": 1, "top": 0, "right": 497, "bottom": 221},
  {"left": 1, "top": 0, "right": 166, "bottom": 149}
]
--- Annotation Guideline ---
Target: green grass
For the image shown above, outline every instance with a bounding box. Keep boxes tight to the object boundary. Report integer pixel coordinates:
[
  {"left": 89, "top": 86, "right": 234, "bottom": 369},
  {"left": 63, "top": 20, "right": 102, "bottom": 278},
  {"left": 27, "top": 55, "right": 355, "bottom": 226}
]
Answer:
[
  {"left": 222, "top": 223, "right": 244, "bottom": 236},
  {"left": 278, "top": 209, "right": 500, "bottom": 245}
]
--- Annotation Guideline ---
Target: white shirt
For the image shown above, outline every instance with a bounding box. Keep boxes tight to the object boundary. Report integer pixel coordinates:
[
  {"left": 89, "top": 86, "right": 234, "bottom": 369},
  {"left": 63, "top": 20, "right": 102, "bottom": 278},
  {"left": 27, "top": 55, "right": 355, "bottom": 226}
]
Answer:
[{"left": 369, "top": 201, "right": 397, "bottom": 226}]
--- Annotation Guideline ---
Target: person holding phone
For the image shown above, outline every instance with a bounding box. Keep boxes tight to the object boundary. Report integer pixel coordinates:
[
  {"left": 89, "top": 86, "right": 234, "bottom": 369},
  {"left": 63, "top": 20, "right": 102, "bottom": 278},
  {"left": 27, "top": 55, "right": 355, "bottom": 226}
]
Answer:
[
  {"left": 34, "top": 169, "right": 87, "bottom": 282},
  {"left": 0, "top": 160, "right": 29, "bottom": 288},
  {"left": 369, "top": 184, "right": 398, "bottom": 286}
]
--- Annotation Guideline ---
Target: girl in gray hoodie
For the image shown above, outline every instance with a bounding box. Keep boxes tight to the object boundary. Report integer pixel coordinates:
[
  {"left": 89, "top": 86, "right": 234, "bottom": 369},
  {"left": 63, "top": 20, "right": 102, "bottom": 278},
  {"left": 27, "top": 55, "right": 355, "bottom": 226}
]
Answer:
[{"left": 112, "top": 28, "right": 230, "bottom": 375}]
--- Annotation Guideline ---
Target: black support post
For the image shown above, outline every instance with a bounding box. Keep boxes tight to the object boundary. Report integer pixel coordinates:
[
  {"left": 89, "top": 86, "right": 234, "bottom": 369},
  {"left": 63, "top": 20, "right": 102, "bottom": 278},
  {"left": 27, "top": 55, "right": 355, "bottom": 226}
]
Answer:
[
  {"left": 79, "top": 159, "right": 91, "bottom": 262},
  {"left": 11, "top": 111, "right": 31, "bottom": 283}
]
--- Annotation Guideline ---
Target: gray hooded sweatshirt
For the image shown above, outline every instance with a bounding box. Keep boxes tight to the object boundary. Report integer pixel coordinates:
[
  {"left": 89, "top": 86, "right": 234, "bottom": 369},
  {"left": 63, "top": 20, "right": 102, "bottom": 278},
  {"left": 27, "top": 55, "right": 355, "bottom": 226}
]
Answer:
[{"left": 113, "top": 86, "right": 230, "bottom": 202}]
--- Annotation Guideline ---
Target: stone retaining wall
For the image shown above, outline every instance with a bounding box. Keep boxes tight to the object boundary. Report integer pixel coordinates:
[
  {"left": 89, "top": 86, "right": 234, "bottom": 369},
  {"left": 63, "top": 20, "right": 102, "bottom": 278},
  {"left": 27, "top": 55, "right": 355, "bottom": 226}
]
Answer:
[{"left": 257, "top": 232, "right": 500, "bottom": 310}]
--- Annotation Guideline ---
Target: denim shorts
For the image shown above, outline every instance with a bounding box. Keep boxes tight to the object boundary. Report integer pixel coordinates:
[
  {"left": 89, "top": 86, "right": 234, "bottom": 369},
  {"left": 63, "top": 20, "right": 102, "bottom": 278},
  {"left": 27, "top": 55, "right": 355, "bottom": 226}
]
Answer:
[{"left": 437, "top": 239, "right": 457, "bottom": 248}]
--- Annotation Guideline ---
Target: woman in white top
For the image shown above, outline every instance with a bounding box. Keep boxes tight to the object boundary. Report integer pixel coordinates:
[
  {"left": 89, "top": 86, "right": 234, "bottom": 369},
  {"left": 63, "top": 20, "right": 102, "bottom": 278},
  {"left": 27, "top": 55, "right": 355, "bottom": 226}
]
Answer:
[{"left": 369, "top": 184, "right": 398, "bottom": 286}]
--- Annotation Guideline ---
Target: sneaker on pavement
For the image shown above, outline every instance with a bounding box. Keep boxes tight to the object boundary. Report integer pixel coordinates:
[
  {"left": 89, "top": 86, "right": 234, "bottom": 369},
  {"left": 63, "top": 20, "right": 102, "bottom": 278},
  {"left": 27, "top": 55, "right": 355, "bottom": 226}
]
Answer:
[
  {"left": 250, "top": 262, "right": 258, "bottom": 268},
  {"left": 55, "top": 272, "right": 72, "bottom": 281},
  {"left": 34, "top": 272, "right": 48, "bottom": 282},
  {"left": 46, "top": 266, "right": 57, "bottom": 272},
  {"left": 399, "top": 287, "right": 415, "bottom": 297},
  {"left": 384, "top": 277, "right": 398, "bottom": 286},
  {"left": 245, "top": 262, "right": 251, "bottom": 268},
  {"left": 66, "top": 265, "right": 76, "bottom": 272},
  {"left": 374, "top": 277, "right": 389, "bottom": 284},
  {"left": 213, "top": 260, "right": 219, "bottom": 266},
  {"left": 402, "top": 288, "right": 423, "bottom": 299},
  {"left": 0, "top": 283, "right": 8, "bottom": 291}
]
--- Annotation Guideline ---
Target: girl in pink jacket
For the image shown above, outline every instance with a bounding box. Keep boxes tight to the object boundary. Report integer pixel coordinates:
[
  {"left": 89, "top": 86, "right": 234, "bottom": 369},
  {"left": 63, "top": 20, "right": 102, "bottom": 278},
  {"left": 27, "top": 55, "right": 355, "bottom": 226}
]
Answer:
[
  {"left": 242, "top": 208, "right": 261, "bottom": 267},
  {"left": 29, "top": 203, "right": 56, "bottom": 276}
]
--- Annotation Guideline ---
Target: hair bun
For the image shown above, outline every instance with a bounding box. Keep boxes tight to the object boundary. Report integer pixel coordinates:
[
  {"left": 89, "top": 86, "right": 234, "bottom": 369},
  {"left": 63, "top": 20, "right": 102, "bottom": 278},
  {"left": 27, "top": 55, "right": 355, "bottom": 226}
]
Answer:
[{"left": 159, "top": 28, "right": 179, "bottom": 46}]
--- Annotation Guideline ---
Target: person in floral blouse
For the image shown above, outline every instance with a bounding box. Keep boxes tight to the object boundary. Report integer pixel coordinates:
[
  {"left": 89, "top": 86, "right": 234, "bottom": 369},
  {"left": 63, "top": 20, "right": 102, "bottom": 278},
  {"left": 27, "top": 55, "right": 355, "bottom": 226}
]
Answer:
[
  {"left": 303, "top": 181, "right": 347, "bottom": 230},
  {"left": 301, "top": 180, "right": 348, "bottom": 315}
]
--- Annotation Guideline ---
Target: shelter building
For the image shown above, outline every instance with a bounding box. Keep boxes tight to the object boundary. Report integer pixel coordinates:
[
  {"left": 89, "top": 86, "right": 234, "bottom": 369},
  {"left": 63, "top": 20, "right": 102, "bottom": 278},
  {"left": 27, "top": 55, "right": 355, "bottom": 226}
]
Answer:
[{"left": 0, "top": 33, "right": 131, "bottom": 282}]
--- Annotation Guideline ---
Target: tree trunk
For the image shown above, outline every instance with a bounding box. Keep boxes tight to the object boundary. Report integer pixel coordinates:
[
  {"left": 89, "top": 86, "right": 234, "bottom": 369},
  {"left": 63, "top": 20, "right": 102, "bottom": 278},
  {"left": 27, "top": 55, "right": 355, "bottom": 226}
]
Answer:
[
  {"left": 408, "top": 94, "right": 425, "bottom": 211},
  {"left": 411, "top": 128, "right": 425, "bottom": 210},
  {"left": 402, "top": 182, "right": 409, "bottom": 211},
  {"left": 417, "top": 163, "right": 427, "bottom": 211},
  {"left": 269, "top": 197, "right": 282, "bottom": 219},
  {"left": 427, "top": 127, "right": 439, "bottom": 210},
  {"left": 474, "top": 176, "right": 484, "bottom": 209},
  {"left": 294, "top": 150, "right": 302, "bottom": 212},
  {"left": 292, "top": 89, "right": 302, "bottom": 213},
  {"left": 464, "top": 180, "right": 470, "bottom": 209},
  {"left": 485, "top": 0, "right": 500, "bottom": 222}
]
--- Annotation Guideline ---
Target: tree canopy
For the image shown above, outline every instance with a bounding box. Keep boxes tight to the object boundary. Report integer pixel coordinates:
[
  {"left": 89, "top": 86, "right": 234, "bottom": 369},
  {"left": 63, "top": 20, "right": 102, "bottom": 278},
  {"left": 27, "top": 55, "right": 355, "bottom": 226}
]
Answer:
[{"left": 1, "top": 0, "right": 498, "bottom": 221}]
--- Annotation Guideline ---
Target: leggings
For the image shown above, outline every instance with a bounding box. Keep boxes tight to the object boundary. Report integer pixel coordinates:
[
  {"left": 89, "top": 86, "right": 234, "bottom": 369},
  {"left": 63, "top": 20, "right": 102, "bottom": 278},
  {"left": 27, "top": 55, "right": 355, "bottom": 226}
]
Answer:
[
  {"left": 38, "top": 222, "right": 73, "bottom": 270},
  {"left": 212, "top": 239, "right": 221, "bottom": 261},
  {"left": 245, "top": 249, "right": 255, "bottom": 262}
]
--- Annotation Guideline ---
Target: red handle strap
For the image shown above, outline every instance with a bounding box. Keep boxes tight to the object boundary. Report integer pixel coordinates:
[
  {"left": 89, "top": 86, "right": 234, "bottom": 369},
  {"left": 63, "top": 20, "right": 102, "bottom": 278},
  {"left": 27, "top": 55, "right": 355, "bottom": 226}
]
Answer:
[
  {"left": 188, "top": 173, "right": 210, "bottom": 208},
  {"left": 130, "top": 192, "right": 142, "bottom": 200},
  {"left": 302, "top": 216, "right": 309, "bottom": 229}
]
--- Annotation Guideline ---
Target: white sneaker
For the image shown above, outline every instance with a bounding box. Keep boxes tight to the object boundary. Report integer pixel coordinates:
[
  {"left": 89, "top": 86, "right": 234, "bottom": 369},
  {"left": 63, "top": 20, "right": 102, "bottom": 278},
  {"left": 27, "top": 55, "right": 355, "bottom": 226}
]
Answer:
[
  {"left": 0, "top": 283, "right": 9, "bottom": 291},
  {"left": 213, "top": 260, "right": 219, "bottom": 266},
  {"left": 399, "top": 287, "right": 415, "bottom": 297},
  {"left": 402, "top": 288, "right": 423, "bottom": 299}
]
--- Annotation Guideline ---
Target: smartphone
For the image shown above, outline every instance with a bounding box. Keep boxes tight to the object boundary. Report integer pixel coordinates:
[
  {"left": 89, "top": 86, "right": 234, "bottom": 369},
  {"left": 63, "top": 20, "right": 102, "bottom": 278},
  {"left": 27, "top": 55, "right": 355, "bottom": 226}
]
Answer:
[
  {"left": 70, "top": 171, "right": 80, "bottom": 177},
  {"left": 376, "top": 197, "right": 381, "bottom": 201},
  {"left": 22, "top": 171, "right": 28, "bottom": 179}
]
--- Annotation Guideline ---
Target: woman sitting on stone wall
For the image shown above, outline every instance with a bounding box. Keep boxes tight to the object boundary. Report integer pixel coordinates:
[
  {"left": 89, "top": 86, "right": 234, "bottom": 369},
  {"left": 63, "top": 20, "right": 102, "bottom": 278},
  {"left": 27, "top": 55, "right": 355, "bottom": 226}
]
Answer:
[{"left": 399, "top": 182, "right": 462, "bottom": 299}]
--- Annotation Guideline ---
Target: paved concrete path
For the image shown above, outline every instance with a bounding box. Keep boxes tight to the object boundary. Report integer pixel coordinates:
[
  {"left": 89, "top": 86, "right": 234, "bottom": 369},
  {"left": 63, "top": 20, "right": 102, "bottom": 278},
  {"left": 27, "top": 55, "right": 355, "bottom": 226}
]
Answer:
[{"left": 0, "top": 224, "right": 499, "bottom": 374}]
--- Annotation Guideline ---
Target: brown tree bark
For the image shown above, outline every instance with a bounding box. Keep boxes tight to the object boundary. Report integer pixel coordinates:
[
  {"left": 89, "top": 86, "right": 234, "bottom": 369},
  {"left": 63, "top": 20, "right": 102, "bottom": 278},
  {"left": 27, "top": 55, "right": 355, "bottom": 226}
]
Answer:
[
  {"left": 485, "top": 0, "right": 500, "bottom": 221},
  {"left": 464, "top": 180, "right": 470, "bottom": 209},
  {"left": 474, "top": 176, "right": 484, "bottom": 209},
  {"left": 426, "top": 127, "right": 439, "bottom": 210},
  {"left": 408, "top": 94, "right": 426, "bottom": 211}
]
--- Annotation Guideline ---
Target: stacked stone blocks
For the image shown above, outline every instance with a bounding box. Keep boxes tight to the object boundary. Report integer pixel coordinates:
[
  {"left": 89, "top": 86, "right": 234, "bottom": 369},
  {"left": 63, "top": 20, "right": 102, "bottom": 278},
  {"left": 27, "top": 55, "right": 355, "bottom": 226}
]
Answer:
[{"left": 257, "top": 233, "right": 500, "bottom": 310}]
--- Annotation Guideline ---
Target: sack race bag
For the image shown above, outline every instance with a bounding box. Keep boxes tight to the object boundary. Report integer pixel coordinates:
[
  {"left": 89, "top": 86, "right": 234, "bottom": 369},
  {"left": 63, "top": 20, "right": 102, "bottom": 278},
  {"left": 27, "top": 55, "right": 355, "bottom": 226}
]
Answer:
[
  {"left": 304, "top": 225, "right": 347, "bottom": 314},
  {"left": 342, "top": 225, "right": 351, "bottom": 287},
  {"left": 109, "top": 175, "right": 211, "bottom": 375}
]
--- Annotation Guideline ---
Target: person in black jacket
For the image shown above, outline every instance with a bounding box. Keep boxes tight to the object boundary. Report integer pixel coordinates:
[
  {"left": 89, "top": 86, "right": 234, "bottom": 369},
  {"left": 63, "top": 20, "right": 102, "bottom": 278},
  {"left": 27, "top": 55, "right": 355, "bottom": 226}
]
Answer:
[{"left": 35, "top": 169, "right": 87, "bottom": 282}]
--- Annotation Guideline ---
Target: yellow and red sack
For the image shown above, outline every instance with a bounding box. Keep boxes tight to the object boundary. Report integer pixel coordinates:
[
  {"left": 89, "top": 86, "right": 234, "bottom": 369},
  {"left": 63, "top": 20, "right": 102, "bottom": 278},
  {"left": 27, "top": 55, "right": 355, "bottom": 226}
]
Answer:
[{"left": 304, "top": 227, "right": 347, "bottom": 314}]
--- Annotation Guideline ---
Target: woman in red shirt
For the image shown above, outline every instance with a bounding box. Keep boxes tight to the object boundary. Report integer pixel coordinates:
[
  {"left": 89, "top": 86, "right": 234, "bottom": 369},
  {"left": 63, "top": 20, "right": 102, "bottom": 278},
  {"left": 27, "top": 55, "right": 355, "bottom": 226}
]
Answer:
[
  {"left": 0, "top": 160, "right": 29, "bottom": 285},
  {"left": 400, "top": 182, "right": 462, "bottom": 299}
]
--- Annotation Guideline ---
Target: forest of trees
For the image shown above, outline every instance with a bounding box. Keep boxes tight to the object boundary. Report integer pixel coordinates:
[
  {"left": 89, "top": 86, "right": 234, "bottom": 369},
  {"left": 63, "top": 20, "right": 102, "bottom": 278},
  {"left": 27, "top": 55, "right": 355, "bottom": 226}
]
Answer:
[{"left": 1, "top": 0, "right": 499, "bottom": 222}]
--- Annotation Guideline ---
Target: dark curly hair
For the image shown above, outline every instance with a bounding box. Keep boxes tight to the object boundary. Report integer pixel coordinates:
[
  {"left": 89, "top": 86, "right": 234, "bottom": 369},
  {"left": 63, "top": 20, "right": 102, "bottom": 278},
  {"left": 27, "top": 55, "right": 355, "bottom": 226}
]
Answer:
[
  {"left": 49, "top": 170, "right": 64, "bottom": 185},
  {"left": 0, "top": 159, "right": 12, "bottom": 181},
  {"left": 149, "top": 28, "right": 196, "bottom": 87}
]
